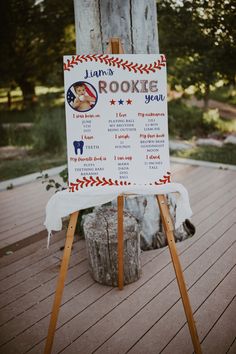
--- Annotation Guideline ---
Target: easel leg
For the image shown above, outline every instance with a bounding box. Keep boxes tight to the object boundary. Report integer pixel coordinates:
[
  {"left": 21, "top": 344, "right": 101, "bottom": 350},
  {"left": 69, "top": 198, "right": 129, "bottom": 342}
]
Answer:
[
  {"left": 108, "top": 38, "right": 124, "bottom": 291},
  {"left": 117, "top": 195, "right": 124, "bottom": 290},
  {"left": 156, "top": 195, "right": 202, "bottom": 354},
  {"left": 44, "top": 211, "right": 79, "bottom": 354}
]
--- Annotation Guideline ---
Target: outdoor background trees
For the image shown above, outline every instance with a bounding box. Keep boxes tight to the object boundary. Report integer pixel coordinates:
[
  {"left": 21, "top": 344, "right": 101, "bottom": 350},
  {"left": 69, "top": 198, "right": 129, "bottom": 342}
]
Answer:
[
  {"left": 0, "top": 0, "right": 75, "bottom": 104},
  {"left": 157, "top": 0, "right": 236, "bottom": 108},
  {"left": 0, "top": 0, "right": 235, "bottom": 106},
  {"left": 0, "top": 0, "right": 235, "bottom": 181}
]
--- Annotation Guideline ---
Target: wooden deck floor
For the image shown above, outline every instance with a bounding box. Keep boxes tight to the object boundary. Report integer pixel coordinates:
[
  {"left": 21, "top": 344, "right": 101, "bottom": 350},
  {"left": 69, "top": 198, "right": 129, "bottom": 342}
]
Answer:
[
  {"left": 0, "top": 181, "right": 50, "bottom": 250},
  {"left": 0, "top": 162, "right": 236, "bottom": 353},
  {"left": 0, "top": 178, "right": 56, "bottom": 253}
]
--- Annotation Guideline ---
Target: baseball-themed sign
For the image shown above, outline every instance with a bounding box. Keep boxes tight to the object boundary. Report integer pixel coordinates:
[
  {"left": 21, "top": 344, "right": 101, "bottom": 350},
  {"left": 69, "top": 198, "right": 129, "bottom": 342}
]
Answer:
[{"left": 63, "top": 54, "right": 171, "bottom": 192}]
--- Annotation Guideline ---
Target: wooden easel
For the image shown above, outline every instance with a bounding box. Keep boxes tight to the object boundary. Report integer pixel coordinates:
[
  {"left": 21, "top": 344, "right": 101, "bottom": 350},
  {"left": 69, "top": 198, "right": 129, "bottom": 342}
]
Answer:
[{"left": 44, "top": 38, "right": 202, "bottom": 354}]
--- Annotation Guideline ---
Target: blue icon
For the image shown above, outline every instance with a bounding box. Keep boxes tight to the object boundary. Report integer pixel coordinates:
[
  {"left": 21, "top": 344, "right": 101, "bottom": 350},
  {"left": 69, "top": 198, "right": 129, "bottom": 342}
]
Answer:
[{"left": 73, "top": 140, "right": 84, "bottom": 155}]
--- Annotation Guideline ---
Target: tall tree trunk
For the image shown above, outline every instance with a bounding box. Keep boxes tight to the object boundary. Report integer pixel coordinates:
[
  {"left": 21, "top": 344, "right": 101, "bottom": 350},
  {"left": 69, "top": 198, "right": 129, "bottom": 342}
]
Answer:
[
  {"left": 18, "top": 79, "right": 36, "bottom": 105},
  {"left": 203, "top": 83, "right": 210, "bottom": 111},
  {"left": 7, "top": 90, "right": 11, "bottom": 109},
  {"left": 73, "top": 0, "right": 159, "bottom": 54}
]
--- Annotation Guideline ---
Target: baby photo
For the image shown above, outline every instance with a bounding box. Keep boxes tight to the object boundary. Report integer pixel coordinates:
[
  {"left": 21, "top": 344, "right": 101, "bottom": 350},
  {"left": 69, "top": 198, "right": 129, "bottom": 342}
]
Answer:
[{"left": 67, "top": 81, "right": 97, "bottom": 112}]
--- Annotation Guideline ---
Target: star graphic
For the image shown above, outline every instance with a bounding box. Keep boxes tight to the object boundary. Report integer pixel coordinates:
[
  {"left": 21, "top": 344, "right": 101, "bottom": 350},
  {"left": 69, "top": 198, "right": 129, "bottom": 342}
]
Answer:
[
  {"left": 126, "top": 99, "right": 132, "bottom": 105},
  {"left": 110, "top": 99, "right": 116, "bottom": 105},
  {"left": 118, "top": 99, "right": 124, "bottom": 105}
]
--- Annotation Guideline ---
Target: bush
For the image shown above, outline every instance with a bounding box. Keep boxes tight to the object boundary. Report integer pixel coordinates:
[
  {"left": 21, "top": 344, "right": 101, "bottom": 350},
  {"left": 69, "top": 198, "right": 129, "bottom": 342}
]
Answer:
[
  {"left": 168, "top": 99, "right": 220, "bottom": 139},
  {"left": 33, "top": 107, "right": 66, "bottom": 153},
  {"left": 0, "top": 124, "right": 34, "bottom": 147},
  {"left": 0, "top": 124, "right": 8, "bottom": 146},
  {"left": 171, "top": 144, "right": 236, "bottom": 165},
  {"left": 209, "top": 85, "right": 236, "bottom": 106},
  {"left": 202, "top": 109, "right": 220, "bottom": 130},
  {"left": 0, "top": 107, "right": 39, "bottom": 124}
]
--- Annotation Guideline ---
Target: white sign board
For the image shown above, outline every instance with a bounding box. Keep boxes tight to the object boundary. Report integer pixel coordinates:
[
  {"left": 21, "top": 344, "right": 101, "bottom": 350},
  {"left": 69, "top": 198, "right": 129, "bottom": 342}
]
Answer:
[{"left": 63, "top": 54, "right": 171, "bottom": 192}]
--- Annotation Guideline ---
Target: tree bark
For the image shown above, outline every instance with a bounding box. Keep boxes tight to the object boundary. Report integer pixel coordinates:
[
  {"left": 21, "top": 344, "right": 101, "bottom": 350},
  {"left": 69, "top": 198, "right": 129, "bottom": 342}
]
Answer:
[
  {"left": 83, "top": 207, "right": 141, "bottom": 286},
  {"left": 18, "top": 79, "right": 36, "bottom": 105},
  {"left": 73, "top": 0, "right": 159, "bottom": 53},
  {"left": 74, "top": 0, "right": 102, "bottom": 54},
  {"left": 7, "top": 90, "right": 11, "bottom": 109},
  {"left": 203, "top": 83, "right": 210, "bottom": 111}
]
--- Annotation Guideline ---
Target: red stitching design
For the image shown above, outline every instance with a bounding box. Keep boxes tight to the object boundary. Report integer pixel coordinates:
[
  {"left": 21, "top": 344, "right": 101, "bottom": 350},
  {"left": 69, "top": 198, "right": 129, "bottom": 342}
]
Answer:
[
  {"left": 154, "top": 171, "right": 171, "bottom": 185},
  {"left": 69, "top": 171, "right": 171, "bottom": 191},
  {"left": 64, "top": 54, "right": 166, "bottom": 73},
  {"left": 69, "top": 176, "right": 131, "bottom": 191}
]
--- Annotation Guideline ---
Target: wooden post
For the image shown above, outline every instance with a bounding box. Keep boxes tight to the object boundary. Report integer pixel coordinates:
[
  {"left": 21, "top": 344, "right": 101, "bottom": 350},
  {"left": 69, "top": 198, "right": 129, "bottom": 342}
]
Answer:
[
  {"left": 106, "top": 37, "right": 125, "bottom": 290},
  {"left": 106, "top": 37, "right": 124, "bottom": 54},
  {"left": 44, "top": 211, "right": 79, "bottom": 354},
  {"left": 117, "top": 195, "right": 124, "bottom": 290},
  {"left": 74, "top": 0, "right": 159, "bottom": 54},
  {"left": 156, "top": 195, "right": 202, "bottom": 354}
]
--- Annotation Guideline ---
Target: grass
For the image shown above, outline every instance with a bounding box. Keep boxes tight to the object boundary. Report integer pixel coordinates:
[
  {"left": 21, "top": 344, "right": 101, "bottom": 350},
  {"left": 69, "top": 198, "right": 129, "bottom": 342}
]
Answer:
[
  {"left": 170, "top": 144, "right": 236, "bottom": 165},
  {"left": 0, "top": 86, "right": 65, "bottom": 124},
  {"left": 0, "top": 86, "right": 67, "bottom": 181},
  {"left": 0, "top": 153, "right": 66, "bottom": 181},
  {"left": 0, "top": 86, "right": 64, "bottom": 104},
  {"left": 0, "top": 106, "right": 66, "bottom": 150},
  {"left": 0, "top": 124, "right": 34, "bottom": 146},
  {"left": 0, "top": 108, "right": 39, "bottom": 124},
  {"left": 168, "top": 99, "right": 236, "bottom": 140}
]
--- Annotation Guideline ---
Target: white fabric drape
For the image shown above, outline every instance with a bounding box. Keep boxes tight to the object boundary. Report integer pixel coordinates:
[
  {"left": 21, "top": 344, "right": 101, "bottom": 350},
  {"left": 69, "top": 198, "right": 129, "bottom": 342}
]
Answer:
[{"left": 44, "top": 183, "right": 192, "bottom": 247}]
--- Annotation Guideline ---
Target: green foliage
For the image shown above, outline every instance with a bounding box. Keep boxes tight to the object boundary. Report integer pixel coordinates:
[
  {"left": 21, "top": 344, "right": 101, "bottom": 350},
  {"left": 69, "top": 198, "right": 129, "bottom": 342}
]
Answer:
[
  {"left": 39, "top": 167, "right": 68, "bottom": 193},
  {"left": 59, "top": 167, "right": 68, "bottom": 183},
  {"left": 0, "top": 0, "right": 75, "bottom": 101},
  {"left": 168, "top": 99, "right": 213, "bottom": 139},
  {"left": 171, "top": 144, "right": 236, "bottom": 166},
  {"left": 209, "top": 85, "right": 236, "bottom": 106},
  {"left": 0, "top": 125, "right": 34, "bottom": 147},
  {"left": 0, "top": 124, "right": 8, "bottom": 146},
  {"left": 157, "top": 0, "right": 236, "bottom": 102},
  {"left": 0, "top": 154, "right": 66, "bottom": 181},
  {"left": 168, "top": 99, "right": 235, "bottom": 139},
  {"left": 38, "top": 167, "right": 68, "bottom": 192},
  {"left": 32, "top": 107, "right": 66, "bottom": 153},
  {"left": 0, "top": 87, "right": 66, "bottom": 148},
  {"left": 0, "top": 86, "right": 64, "bottom": 113},
  {"left": 37, "top": 172, "right": 66, "bottom": 192},
  {"left": 202, "top": 109, "right": 220, "bottom": 129},
  {"left": 39, "top": 166, "right": 93, "bottom": 237},
  {"left": 0, "top": 1, "right": 41, "bottom": 91},
  {"left": 0, "top": 108, "right": 38, "bottom": 124}
]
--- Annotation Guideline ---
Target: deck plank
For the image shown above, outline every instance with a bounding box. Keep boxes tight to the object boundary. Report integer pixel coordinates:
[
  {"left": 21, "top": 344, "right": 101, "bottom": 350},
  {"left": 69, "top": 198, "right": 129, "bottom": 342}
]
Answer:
[
  {"left": 227, "top": 337, "right": 236, "bottom": 354},
  {"left": 201, "top": 296, "right": 236, "bottom": 354},
  {"left": 0, "top": 179, "right": 54, "bottom": 250},
  {"left": 192, "top": 178, "right": 236, "bottom": 215},
  {"left": 52, "top": 224, "right": 236, "bottom": 354},
  {"left": 0, "top": 231, "right": 66, "bottom": 280},
  {"left": 6, "top": 204, "right": 235, "bottom": 354},
  {"left": 0, "top": 230, "right": 66, "bottom": 268},
  {"left": 157, "top": 262, "right": 236, "bottom": 354},
  {"left": 126, "top": 227, "right": 236, "bottom": 354},
  {"left": 0, "top": 244, "right": 87, "bottom": 309}
]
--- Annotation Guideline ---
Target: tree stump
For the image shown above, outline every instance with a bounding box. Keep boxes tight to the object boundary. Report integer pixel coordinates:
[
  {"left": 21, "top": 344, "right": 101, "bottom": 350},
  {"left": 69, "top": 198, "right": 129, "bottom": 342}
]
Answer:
[{"left": 83, "top": 206, "right": 141, "bottom": 287}]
